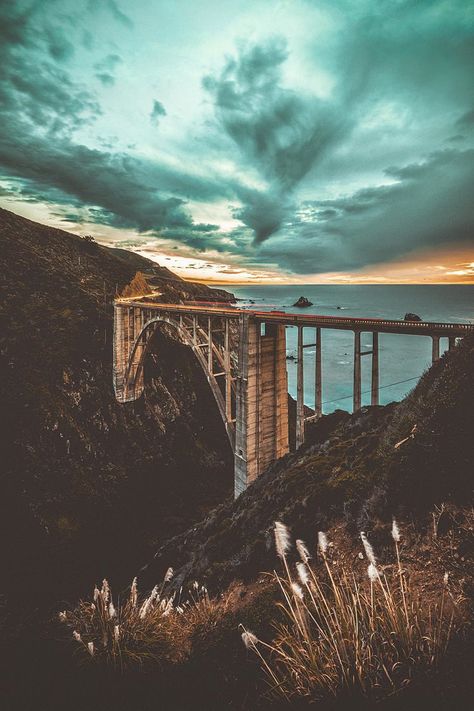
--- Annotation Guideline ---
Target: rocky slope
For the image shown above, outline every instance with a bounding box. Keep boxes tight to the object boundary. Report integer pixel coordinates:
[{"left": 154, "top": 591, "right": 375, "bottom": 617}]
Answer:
[
  {"left": 0, "top": 207, "right": 234, "bottom": 603},
  {"left": 142, "top": 333, "right": 474, "bottom": 591}
]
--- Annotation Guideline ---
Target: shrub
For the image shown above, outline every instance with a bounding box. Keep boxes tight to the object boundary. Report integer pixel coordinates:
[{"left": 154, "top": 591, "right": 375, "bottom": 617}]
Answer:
[{"left": 241, "top": 521, "right": 457, "bottom": 703}]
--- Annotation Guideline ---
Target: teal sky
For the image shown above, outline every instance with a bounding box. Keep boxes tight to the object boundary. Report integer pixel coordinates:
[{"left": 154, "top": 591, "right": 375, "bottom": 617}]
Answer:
[{"left": 0, "top": 0, "right": 473, "bottom": 282}]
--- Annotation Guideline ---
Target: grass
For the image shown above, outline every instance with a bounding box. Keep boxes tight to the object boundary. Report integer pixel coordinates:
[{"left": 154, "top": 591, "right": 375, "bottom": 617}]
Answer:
[
  {"left": 60, "top": 572, "right": 182, "bottom": 670},
  {"left": 58, "top": 512, "right": 470, "bottom": 706},
  {"left": 59, "top": 571, "right": 232, "bottom": 672},
  {"left": 241, "top": 520, "right": 458, "bottom": 703}
]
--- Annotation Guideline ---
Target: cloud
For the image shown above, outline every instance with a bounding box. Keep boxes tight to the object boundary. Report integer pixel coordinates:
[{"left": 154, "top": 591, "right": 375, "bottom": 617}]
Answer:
[
  {"left": 94, "top": 54, "right": 122, "bottom": 86},
  {"left": 203, "top": 38, "right": 351, "bottom": 242},
  {"left": 105, "top": 0, "right": 133, "bottom": 29},
  {"left": 0, "top": 0, "right": 472, "bottom": 279},
  {"left": 256, "top": 149, "right": 474, "bottom": 273},
  {"left": 0, "top": 2, "right": 243, "bottom": 254},
  {"left": 456, "top": 108, "right": 474, "bottom": 128},
  {"left": 150, "top": 99, "right": 166, "bottom": 126}
]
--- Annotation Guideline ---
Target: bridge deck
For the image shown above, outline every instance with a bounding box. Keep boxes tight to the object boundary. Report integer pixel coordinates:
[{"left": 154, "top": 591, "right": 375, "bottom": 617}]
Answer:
[{"left": 116, "top": 299, "right": 473, "bottom": 337}]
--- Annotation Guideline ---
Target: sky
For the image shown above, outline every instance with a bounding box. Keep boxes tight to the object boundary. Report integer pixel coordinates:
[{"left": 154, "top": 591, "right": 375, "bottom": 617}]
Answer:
[{"left": 0, "top": 0, "right": 473, "bottom": 284}]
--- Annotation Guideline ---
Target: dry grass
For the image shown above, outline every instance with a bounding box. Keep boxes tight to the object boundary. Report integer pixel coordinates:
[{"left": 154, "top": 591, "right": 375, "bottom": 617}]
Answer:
[
  {"left": 59, "top": 571, "right": 229, "bottom": 671},
  {"left": 242, "top": 520, "right": 459, "bottom": 703}
]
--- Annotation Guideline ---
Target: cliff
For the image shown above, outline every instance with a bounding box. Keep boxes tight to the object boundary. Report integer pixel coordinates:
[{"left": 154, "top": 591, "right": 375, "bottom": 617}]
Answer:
[{"left": 0, "top": 207, "right": 234, "bottom": 603}]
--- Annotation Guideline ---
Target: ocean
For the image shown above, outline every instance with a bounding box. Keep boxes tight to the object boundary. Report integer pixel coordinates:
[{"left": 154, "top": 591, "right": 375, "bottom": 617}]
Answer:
[{"left": 227, "top": 285, "right": 474, "bottom": 413}]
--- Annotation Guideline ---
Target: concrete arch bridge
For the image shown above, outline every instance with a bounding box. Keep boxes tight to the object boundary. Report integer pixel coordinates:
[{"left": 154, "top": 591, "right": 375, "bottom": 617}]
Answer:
[{"left": 113, "top": 299, "right": 473, "bottom": 497}]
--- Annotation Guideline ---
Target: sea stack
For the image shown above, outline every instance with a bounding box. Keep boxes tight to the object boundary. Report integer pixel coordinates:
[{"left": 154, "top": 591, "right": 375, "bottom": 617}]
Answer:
[
  {"left": 404, "top": 312, "right": 422, "bottom": 321},
  {"left": 293, "top": 296, "right": 313, "bottom": 308}
]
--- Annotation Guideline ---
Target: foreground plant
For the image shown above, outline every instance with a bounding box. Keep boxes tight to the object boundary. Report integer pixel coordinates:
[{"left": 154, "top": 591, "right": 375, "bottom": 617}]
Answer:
[
  {"left": 242, "top": 520, "right": 456, "bottom": 703},
  {"left": 59, "top": 570, "right": 214, "bottom": 670}
]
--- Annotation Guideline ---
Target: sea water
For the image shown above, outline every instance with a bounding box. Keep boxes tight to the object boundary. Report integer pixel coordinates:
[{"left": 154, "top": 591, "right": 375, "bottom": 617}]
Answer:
[{"left": 227, "top": 285, "right": 474, "bottom": 413}]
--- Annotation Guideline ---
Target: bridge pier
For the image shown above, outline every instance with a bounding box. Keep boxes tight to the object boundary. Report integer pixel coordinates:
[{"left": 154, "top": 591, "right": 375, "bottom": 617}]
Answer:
[
  {"left": 296, "top": 326, "right": 305, "bottom": 449},
  {"left": 234, "top": 316, "right": 289, "bottom": 497},
  {"left": 432, "top": 335, "right": 440, "bottom": 363},
  {"left": 315, "top": 327, "right": 322, "bottom": 418},
  {"left": 371, "top": 332, "right": 379, "bottom": 406},
  {"left": 353, "top": 331, "right": 362, "bottom": 412},
  {"left": 113, "top": 304, "right": 149, "bottom": 402}
]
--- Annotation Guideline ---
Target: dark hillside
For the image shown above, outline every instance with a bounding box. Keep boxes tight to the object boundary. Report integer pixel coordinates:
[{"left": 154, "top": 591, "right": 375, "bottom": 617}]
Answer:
[
  {"left": 0, "top": 207, "right": 234, "bottom": 603},
  {"left": 143, "top": 333, "right": 474, "bottom": 592}
]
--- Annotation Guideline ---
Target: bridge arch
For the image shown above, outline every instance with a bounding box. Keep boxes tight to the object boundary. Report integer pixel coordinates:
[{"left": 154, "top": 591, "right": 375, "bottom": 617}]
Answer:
[{"left": 114, "top": 308, "right": 236, "bottom": 447}]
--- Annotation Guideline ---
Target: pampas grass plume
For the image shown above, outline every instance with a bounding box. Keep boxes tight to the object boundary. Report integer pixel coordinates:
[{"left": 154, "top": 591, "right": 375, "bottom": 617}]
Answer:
[
  {"left": 368, "top": 563, "right": 379, "bottom": 582},
  {"left": 274, "top": 521, "right": 291, "bottom": 558},
  {"left": 391, "top": 518, "right": 401, "bottom": 543},
  {"left": 241, "top": 630, "right": 259, "bottom": 649},
  {"left": 360, "top": 532, "right": 377, "bottom": 566},
  {"left": 296, "top": 539, "right": 311, "bottom": 564},
  {"left": 296, "top": 562, "right": 309, "bottom": 586},
  {"left": 291, "top": 582, "right": 304, "bottom": 600},
  {"left": 318, "top": 531, "right": 328, "bottom": 555}
]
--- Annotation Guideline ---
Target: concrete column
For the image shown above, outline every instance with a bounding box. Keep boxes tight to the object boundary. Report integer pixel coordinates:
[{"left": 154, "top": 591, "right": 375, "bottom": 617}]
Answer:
[
  {"left": 371, "top": 331, "right": 379, "bottom": 406},
  {"left": 234, "top": 315, "right": 259, "bottom": 497},
  {"left": 315, "top": 327, "right": 322, "bottom": 418},
  {"left": 224, "top": 318, "right": 232, "bottom": 421},
  {"left": 208, "top": 316, "right": 213, "bottom": 372},
  {"left": 296, "top": 325, "right": 305, "bottom": 448},
  {"left": 448, "top": 336, "right": 456, "bottom": 351},
  {"left": 265, "top": 324, "right": 289, "bottom": 462},
  {"left": 113, "top": 303, "right": 125, "bottom": 400},
  {"left": 432, "top": 335, "right": 440, "bottom": 363},
  {"left": 113, "top": 304, "right": 147, "bottom": 403},
  {"left": 234, "top": 316, "right": 289, "bottom": 497},
  {"left": 353, "top": 331, "right": 361, "bottom": 412}
]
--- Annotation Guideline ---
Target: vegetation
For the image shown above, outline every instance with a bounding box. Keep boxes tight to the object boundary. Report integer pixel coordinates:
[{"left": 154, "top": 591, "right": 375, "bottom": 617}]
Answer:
[
  {"left": 59, "top": 572, "right": 236, "bottom": 672},
  {"left": 242, "top": 521, "right": 459, "bottom": 704}
]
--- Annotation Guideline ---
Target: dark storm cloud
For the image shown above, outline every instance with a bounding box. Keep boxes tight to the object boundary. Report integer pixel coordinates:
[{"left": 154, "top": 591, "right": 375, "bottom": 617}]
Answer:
[
  {"left": 257, "top": 149, "right": 474, "bottom": 273},
  {"left": 0, "top": 3, "right": 101, "bottom": 135},
  {"left": 150, "top": 100, "right": 167, "bottom": 126},
  {"left": 456, "top": 109, "right": 474, "bottom": 128},
  {"left": 202, "top": 0, "right": 474, "bottom": 253},
  {"left": 0, "top": 114, "right": 238, "bottom": 251},
  {"left": 203, "top": 38, "right": 350, "bottom": 241},
  {"left": 1, "top": 0, "right": 473, "bottom": 275},
  {"left": 0, "top": 2, "right": 241, "bottom": 253}
]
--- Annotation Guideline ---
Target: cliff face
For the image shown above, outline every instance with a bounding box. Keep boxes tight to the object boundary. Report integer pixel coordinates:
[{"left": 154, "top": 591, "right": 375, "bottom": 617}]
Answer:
[{"left": 0, "top": 208, "right": 234, "bottom": 600}]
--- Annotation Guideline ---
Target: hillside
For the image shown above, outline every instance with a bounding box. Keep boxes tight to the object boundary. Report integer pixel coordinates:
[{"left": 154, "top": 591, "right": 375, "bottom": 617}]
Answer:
[
  {"left": 0, "top": 207, "right": 235, "bottom": 604},
  {"left": 142, "top": 332, "right": 474, "bottom": 590}
]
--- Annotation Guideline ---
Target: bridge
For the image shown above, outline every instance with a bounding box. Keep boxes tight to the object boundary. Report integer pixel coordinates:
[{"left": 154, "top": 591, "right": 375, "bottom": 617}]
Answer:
[{"left": 113, "top": 299, "right": 473, "bottom": 497}]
